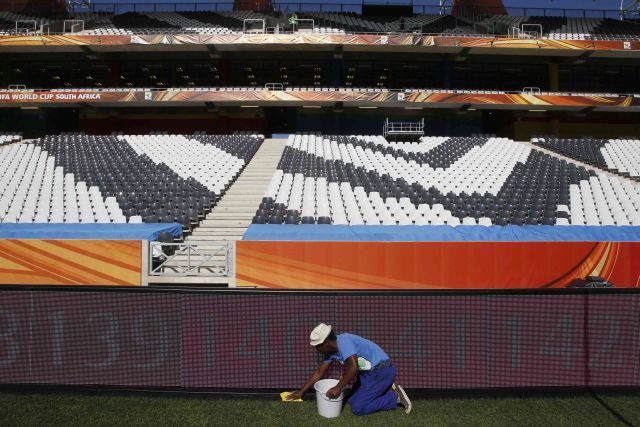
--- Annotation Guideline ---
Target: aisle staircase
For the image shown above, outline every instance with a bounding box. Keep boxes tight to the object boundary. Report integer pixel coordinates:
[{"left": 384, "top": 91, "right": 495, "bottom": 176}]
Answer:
[
  {"left": 188, "top": 137, "right": 287, "bottom": 242},
  {"left": 147, "top": 138, "right": 287, "bottom": 286}
]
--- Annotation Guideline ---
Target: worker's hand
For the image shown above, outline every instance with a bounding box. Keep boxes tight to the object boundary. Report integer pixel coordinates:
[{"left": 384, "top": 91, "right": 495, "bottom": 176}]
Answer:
[
  {"left": 286, "top": 390, "right": 304, "bottom": 401},
  {"left": 326, "top": 386, "right": 342, "bottom": 399}
]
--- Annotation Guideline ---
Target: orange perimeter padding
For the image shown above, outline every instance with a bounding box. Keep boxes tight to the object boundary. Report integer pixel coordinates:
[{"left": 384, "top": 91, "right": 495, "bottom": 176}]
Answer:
[
  {"left": 236, "top": 241, "right": 640, "bottom": 289},
  {"left": 0, "top": 239, "right": 142, "bottom": 286}
]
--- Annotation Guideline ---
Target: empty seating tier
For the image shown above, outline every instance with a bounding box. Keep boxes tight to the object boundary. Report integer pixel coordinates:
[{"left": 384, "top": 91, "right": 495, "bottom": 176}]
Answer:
[
  {"left": 590, "top": 18, "right": 640, "bottom": 40},
  {"left": 524, "top": 16, "right": 566, "bottom": 37},
  {"left": 141, "top": 12, "right": 234, "bottom": 35},
  {"left": 110, "top": 12, "right": 180, "bottom": 31},
  {"left": 1, "top": 10, "right": 639, "bottom": 39},
  {"left": 0, "top": 133, "right": 263, "bottom": 230},
  {"left": 0, "top": 9, "right": 639, "bottom": 39},
  {"left": 418, "top": 15, "right": 475, "bottom": 36},
  {"left": 0, "top": 133, "right": 22, "bottom": 146},
  {"left": 178, "top": 12, "right": 245, "bottom": 32},
  {"left": 254, "top": 134, "right": 640, "bottom": 226},
  {"left": 298, "top": 12, "right": 471, "bottom": 35},
  {"left": 0, "top": 11, "right": 51, "bottom": 35},
  {"left": 0, "top": 16, "right": 13, "bottom": 35},
  {"left": 532, "top": 137, "right": 640, "bottom": 181}
]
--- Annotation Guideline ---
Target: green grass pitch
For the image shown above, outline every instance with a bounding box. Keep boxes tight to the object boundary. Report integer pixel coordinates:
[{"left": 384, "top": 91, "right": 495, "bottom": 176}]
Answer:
[{"left": 1, "top": 390, "right": 639, "bottom": 426}]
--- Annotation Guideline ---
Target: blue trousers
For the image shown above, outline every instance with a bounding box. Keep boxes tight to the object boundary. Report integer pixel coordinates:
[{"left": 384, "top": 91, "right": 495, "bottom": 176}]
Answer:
[{"left": 348, "top": 364, "right": 398, "bottom": 416}]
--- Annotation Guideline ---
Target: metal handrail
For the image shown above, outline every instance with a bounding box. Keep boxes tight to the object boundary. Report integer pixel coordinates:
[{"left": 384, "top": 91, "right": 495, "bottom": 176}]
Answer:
[
  {"left": 63, "top": 19, "right": 85, "bottom": 34},
  {"left": 522, "top": 87, "right": 542, "bottom": 94},
  {"left": 14, "top": 20, "right": 37, "bottom": 36},
  {"left": 291, "top": 18, "right": 315, "bottom": 32},
  {"left": 243, "top": 18, "right": 265, "bottom": 34},
  {"left": 265, "top": 83, "right": 284, "bottom": 91},
  {"left": 521, "top": 23, "right": 543, "bottom": 39},
  {"left": 149, "top": 241, "right": 231, "bottom": 277},
  {"left": 384, "top": 117, "right": 424, "bottom": 137}
]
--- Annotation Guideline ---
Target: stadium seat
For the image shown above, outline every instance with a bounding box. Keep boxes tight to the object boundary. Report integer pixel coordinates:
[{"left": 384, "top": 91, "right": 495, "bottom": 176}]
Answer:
[
  {"left": 0, "top": 133, "right": 262, "bottom": 232},
  {"left": 589, "top": 18, "right": 640, "bottom": 40},
  {"left": 256, "top": 133, "right": 640, "bottom": 226},
  {"left": 531, "top": 136, "right": 640, "bottom": 181},
  {"left": 2, "top": 9, "right": 639, "bottom": 40}
]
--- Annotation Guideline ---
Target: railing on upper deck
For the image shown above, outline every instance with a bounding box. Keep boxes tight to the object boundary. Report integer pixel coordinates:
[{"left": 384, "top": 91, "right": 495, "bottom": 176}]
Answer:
[{"left": 2, "top": 1, "right": 635, "bottom": 21}]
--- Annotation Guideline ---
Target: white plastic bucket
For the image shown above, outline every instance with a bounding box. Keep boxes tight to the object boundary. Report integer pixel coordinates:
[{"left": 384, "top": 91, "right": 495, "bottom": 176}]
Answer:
[{"left": 314, "top": 379, "right": 344, "bottom": 418}]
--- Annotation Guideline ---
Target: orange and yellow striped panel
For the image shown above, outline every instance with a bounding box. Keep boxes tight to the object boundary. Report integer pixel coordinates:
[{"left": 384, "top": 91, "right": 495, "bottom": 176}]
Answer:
[
  {"left": 236, "top": 241, "right": 640, "bottom": 289},
  {"left": 0, "top": 240, "right": 141, "bottom": 286},
  {"left": 0, "top": 35, "right": 638, "bottom": 52}
]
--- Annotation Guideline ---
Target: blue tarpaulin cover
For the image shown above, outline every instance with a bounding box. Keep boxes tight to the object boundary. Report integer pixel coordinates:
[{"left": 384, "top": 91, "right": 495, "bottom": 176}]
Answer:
[
  {"left": 0, "top": 223, "right": 183, "bottom": 240},
  {"left": 243, "top": 225, "right": 640, "bottom": 242}
]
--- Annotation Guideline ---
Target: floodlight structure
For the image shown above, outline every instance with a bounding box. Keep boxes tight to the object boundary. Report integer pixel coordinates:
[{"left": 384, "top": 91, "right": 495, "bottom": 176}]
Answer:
[
  {"left": 440, "top": 0, "right": 452, "bottom": 15},
  {"left": 620, "top": 0, "right": 640, "bottom": 19}
]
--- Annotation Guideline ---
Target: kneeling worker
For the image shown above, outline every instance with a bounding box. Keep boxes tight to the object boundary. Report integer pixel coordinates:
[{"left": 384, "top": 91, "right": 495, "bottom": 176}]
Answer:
[{"left": 286, "top": 323, "right": 411, "bottom": 415}]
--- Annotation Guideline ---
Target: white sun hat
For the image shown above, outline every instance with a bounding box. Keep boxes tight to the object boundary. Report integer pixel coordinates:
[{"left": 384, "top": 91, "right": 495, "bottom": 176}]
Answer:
[{"left": 310, "top": 323, "right": 332, "bottom": 346}]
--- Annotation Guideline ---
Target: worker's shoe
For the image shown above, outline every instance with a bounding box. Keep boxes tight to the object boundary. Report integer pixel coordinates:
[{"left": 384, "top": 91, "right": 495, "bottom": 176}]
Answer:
[{"left": 392, "top": 382, "right": 412, "bottom": 414}]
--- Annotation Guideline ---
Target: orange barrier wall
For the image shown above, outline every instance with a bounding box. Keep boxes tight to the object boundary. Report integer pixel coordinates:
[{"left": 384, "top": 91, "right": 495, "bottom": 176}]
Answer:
[
  {"left": 1, "top": 89, "right": 638, "bottom": 109},
  {"left": 0, "top": 240, "right": 142, "bottom": 286},
  {"left": 236, "top": 241, "right": 640, "bottom": 289},
  {"left": 0, "top": 35, "right": 638, "bottom": 52}
]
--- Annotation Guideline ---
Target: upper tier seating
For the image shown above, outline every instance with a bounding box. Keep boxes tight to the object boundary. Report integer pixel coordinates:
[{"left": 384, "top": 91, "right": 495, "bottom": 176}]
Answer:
[
  {"left": 547, "top": 18, "right": 602, "bottom": 40},
  {"left": 178, "top": 12, "right": 245, "bottom": 32},
  {"left": 139, "top": 12, "right": 235, "bottom": 35},
  {"left": 0, "top": 15, "right": 14, "bottom": 35},
  {"left": 0, "top": 133, "right": 263, "bottom": 230},
  {"left": 590, "top": 18, "right": 640, "bottom": 40},
  {"left": 0, "top": 11, "right": 51, "bottom": 35},
  {"left": 300, "top": 12, "right": 476, "bottom": 35},
  {"left": 0, "top": 133, "right": 22, "bottom": 146},
  {"left": 3, "top": 10, "right": 637, "bottom": 39},
  {"left": 479, "top": 14, "right": 528, "bottom": 34},
  {"left": 532, "top": 137, "right": 640, "bottom": 181},
  {"left": 521, "top": 16, "right": 566, "bottom": 38},
  {"left": 400, "top": 14, "right": 445, "bottom": 33},
  {"left": 85, "top": 11, "right": 269, "bottom": 35},
  {"left": 478, "top": 15, "right": 640, "bottom": 40},
  {"left": 71, "top": 11, "right": 471, "bottom": 36},
  {"left": 419, "top": 15, "right": 476, "bottom": 35},
  {"left": 300, "top": 12, "right": 387, "bottom": 33},
  {"left": 254, "top": 134, "right": 640, "bottom": 226},
  {"left": 109, "top": 12, "right": 180, "bottom": 33},
  {"left": 76, "top": 12, "right": 190, "bottom": 35}
]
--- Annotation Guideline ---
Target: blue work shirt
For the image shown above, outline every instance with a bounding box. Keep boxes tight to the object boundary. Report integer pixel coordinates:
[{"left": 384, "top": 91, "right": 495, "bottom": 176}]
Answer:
[{"left": 325, "top": 333, "right": 390, "bottom": 371}]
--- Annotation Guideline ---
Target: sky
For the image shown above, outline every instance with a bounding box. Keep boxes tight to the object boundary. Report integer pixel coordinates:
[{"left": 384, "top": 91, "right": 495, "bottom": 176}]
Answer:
[
  {"left": 504, "top": 0, "right": 623, "bottom": 8},
  {"left": 86, "top": 0, "right": 638, "bottom": 18},
  {"left": 90, "top": 0, "right": 630, "bottom": 7}
]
